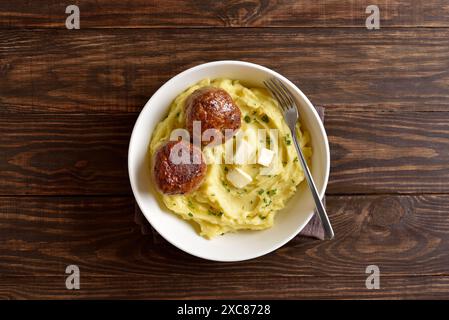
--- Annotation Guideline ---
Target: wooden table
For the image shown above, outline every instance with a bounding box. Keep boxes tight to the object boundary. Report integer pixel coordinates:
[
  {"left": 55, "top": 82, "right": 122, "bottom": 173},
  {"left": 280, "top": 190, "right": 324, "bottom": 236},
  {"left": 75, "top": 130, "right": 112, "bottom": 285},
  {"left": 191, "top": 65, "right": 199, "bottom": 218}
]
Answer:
[{"left": 1, "top": 1, "right": 449, "bottom": 299}]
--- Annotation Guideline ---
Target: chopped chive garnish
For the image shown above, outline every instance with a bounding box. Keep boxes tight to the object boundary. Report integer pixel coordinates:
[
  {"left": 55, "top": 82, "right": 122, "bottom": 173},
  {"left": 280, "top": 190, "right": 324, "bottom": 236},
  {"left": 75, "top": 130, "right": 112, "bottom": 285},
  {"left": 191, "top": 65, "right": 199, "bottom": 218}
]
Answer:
[
  {"left": 263, "top": 199, "right": 272, "bottom": 208},
  {"left": 261, "top": 114, "right": 269, "bottom": 123},
  {"left": 284, "top": 134, "right": 292, "bottom": 145},
  {"left": 221, "top": 180, "right": 231, "bottom": 192},
  {"left": 266, "top": 136, "right": 271, "bottom": 148},
  {"left": 208, "top": 209, "right": 224, "bottom": 217},
  {"left": 244, "top": 115, "right": 251, "bottom": 123}
]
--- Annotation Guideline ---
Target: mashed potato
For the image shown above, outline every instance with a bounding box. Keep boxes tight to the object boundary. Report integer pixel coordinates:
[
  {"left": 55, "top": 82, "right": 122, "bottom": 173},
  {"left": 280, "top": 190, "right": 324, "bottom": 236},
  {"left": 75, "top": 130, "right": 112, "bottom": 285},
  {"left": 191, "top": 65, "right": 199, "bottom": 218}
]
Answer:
[{"left": 149, "top": 79, "right": 312, "bottom": 239}]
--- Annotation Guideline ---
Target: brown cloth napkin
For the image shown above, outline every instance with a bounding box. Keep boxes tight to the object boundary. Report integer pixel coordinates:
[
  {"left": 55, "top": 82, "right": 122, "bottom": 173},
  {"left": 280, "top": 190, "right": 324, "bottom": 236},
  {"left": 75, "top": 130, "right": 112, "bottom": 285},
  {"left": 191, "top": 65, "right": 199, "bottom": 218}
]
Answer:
[{"left": 134, "top": 106, "right": 326, "bottom": 242}]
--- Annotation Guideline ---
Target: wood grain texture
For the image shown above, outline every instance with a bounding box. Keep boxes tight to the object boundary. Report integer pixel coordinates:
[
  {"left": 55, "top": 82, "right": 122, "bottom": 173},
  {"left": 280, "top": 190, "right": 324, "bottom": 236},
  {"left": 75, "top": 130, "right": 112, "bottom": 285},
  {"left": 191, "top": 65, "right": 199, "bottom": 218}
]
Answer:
[
  {"left": 1, "top": 195, "right": 449, "bottom": 299},
  {"left": 1, "top": 0, "right": 449, "bottom": 28},
  {"left": 1, "top": 111, "right": 448, "bottom": 195},
  {"left": 328, "top": 111, "right": 449, "bottom": 194},
  {"left": 1, "top": 0, "right": 449, "bottom": 300},
  {"left": 1, "top": 28, "right": 449, "bottom": 112},
  {"left": 0, "top": 113, "right": 135, "bottom": 195},
  {"left": 2, "top": 275, "right": 449, "bottom": 299}
]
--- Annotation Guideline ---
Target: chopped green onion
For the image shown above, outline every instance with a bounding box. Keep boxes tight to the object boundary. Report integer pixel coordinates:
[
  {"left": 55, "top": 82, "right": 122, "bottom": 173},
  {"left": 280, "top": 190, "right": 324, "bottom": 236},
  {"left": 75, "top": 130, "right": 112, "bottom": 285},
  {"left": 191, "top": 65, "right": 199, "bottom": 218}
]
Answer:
[{"left": 284, "top": 134, "right": 292, "bottom": 145}]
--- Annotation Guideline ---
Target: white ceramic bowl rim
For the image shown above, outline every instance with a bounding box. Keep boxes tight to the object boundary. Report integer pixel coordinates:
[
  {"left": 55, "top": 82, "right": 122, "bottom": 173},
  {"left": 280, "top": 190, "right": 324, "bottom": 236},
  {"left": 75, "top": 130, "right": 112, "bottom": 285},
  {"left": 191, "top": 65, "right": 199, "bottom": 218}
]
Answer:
[{"left": 128, "top": 60, "right": 330, "bottom": 261}]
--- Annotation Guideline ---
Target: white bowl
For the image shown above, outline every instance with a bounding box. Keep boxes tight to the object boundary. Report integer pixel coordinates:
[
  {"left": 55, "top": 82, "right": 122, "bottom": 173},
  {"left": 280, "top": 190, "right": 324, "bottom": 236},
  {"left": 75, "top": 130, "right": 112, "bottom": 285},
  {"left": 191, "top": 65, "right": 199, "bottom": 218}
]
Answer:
[{"left": 128, "top": 61, "right": 330, "bottom": 262}]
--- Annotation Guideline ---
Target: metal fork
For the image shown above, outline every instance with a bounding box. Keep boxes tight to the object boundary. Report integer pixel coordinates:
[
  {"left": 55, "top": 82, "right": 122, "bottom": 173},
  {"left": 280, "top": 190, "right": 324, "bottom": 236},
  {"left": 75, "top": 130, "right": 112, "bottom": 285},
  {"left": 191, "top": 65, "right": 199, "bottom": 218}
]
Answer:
[{"left": 264, "top": 78, "right": 334, "bottom": 240}]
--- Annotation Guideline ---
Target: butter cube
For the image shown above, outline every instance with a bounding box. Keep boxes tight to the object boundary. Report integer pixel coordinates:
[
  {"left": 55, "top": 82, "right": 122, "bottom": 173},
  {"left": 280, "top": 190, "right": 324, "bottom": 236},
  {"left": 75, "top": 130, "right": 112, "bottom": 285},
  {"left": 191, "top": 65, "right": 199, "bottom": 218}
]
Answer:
[
  {"left": 257, "top": 148, "right": 275, "bottom": 167},
  {"left": 226, "top": 168, "right": 253, "bottom": 188}
]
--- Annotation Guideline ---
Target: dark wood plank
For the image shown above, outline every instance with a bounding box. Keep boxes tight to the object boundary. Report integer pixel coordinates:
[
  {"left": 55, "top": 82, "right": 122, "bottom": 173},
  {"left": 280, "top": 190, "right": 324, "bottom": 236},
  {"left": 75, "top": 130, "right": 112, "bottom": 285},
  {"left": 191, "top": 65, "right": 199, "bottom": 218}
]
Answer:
[
  {"left": 0, "top": 113, "right": 135, "bottom": 195},
  {"left": 1, "top": 28, "right": 449, "bottom": 112},
  {"left": 2, "top": 275, "right": 449, "bottom": 299},
  {"left": 327, "top": 111, "right": 449, "bottom": 194},
  {"left": 1, "top": 195, "right": 449, "bottom": 276},
  {"left": 1, "top": 0, "right": 449, "bottom": 28},
  {"left": 1, "top": 194, "right": 449, "bottom": 298},
  {"left": 1, "top": 111, "right": 448, "bottom": 195}
]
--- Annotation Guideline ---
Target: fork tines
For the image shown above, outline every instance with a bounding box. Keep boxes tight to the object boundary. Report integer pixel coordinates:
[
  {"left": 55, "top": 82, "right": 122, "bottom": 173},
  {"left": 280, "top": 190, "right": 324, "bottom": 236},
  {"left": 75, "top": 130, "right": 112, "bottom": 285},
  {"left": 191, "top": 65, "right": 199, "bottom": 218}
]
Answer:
[{"left": 263, "top": 78, "right": 296, "bottom": 111}]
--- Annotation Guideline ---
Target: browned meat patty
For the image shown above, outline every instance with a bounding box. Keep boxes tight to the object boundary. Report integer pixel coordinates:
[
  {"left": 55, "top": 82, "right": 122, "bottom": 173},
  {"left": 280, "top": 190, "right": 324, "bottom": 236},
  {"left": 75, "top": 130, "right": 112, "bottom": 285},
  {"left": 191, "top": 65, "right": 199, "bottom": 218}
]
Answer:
[
  {"left": 153, "top": 140, "right": 207, "bottom": 195},
  {"left": 185, "top": 87, "right": 241, "bottom": 146}
]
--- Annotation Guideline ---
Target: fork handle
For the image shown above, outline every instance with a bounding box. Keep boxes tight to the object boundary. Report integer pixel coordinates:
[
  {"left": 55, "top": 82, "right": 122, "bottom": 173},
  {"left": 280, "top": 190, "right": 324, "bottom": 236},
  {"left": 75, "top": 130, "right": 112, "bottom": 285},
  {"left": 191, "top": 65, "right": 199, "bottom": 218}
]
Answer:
[{"left": 291, "top": 129, "right": 334, "bottom": 240}]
